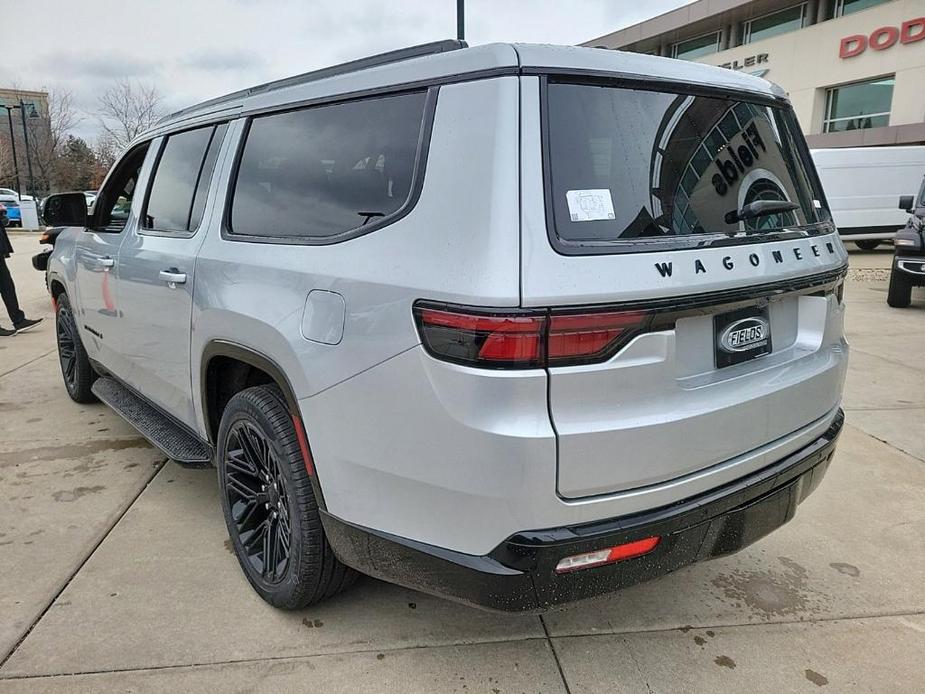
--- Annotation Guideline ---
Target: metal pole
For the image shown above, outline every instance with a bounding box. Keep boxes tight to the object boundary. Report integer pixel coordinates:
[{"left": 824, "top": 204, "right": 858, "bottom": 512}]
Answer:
[
  {"left": 457, "top": 0, "right": 465, "bottom": 41},
  {"left": 3, "top": 107, "right": 22, "bottom": 199},
  {"left": 18, "top": 100, "right": 35, "bottom": 198}
]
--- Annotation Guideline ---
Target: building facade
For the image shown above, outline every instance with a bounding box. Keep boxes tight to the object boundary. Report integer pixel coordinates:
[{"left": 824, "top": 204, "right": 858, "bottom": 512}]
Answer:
[
  {"left": 583, "top": 0, "right": 925, "bottom": 148},
  {"left": 0, "top": 88, "right": 51, "bottom": 196}
]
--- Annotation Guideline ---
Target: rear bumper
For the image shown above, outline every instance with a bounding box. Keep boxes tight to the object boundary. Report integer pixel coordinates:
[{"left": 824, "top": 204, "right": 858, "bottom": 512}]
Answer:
[{"left": 322, "top": 409, "right": 844, "bottom": 612}]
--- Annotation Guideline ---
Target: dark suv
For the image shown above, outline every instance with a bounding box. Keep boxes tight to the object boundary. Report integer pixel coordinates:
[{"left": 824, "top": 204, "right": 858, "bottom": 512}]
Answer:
[{"left": 889, "top": 176, "right": 925, "bottom": 308}]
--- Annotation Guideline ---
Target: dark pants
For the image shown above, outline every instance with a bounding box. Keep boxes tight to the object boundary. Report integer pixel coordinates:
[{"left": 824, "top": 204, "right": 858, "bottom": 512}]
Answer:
[{"left": 0, "top": 257, "right": 25, "bottom": 326}]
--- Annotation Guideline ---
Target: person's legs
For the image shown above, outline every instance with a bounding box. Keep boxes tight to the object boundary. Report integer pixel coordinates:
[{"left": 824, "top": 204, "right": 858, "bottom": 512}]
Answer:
[{"left": 0, "top": 256, "right": 26, "bottom": 326}]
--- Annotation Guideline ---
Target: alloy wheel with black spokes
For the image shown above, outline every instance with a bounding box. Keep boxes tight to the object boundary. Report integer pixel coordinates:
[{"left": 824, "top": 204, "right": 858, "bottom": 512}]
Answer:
[
  {"left": 224, "top": 420, "right": 293, "bottom": 584},
  {"left": 216, "top": 384, "right": 356, "bottom": 609},
  {"left": 55, "top": 293, "right": 98, "bottom": 403}
]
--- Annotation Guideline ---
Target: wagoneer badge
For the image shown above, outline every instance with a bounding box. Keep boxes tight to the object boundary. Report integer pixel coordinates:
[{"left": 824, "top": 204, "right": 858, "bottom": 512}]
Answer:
[{"left": 719, "top": 317, "right": 769, "bottom": 353}]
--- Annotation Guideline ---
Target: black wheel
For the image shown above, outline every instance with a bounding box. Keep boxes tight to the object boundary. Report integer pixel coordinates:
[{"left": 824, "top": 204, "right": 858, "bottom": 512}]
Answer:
[
  {"left": 887, "top": 268, "right": 913, "bottom": 308},
  {"left": 855, "top": 240, "right": 881, "bottom": 251},
  {"left": 56, "top": 293, "right": 98, "bottom": 403},
  {"left": 217, "top": 385, "right": 356, "bottom": 609}
]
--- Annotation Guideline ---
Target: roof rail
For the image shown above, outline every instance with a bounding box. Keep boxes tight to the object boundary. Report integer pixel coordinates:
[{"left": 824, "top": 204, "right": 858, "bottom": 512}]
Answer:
[{"left": 159, "top": 39, "right": 468, "bottom": 125}]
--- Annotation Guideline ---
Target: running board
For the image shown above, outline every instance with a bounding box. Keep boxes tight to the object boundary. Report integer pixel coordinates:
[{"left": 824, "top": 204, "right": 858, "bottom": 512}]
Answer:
[{"left": 91, "top": 378, "right": 213, "bottom": 467}]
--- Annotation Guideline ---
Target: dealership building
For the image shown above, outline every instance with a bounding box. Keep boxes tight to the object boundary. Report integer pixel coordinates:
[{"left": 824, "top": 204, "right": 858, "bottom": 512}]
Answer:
[{"left": 584, "top": 0, "right": 925, "bottom": 148}]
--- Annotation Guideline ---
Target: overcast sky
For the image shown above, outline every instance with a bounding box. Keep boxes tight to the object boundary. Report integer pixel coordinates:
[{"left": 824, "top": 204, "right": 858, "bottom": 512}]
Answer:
[{"left": 2, "top": 0, "right": 693, "bottom": 142}]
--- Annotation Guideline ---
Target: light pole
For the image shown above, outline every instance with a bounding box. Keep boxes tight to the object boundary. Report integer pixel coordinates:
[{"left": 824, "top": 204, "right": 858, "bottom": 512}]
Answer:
[
  {"left": 457, "top": 0, "right": 465, "bottom": 41},
  {"left": 17, "top": 100, "right": 36, "bottom": 199},
  {"left": 0, "top": 104, "right": 23, "bottom": 200}
]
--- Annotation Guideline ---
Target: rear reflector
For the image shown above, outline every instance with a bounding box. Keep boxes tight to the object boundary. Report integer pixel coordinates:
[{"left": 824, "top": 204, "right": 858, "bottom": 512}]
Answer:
[
  {"left": 554, "top": 536, "right": 660, "bottom": 574},
  {"left": 414, "top": 303, "right": 650, "bottom": 369}
]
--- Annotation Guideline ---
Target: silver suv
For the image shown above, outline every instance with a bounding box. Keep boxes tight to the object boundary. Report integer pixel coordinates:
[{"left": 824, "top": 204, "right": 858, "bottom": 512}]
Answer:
[{"left": 41, "top": 41, "right": 848, "bottom": 612}]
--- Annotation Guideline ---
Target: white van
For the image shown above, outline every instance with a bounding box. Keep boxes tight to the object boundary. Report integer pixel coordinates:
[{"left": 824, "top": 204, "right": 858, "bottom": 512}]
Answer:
[{"left": 811, "top": 146, "right": 925, "bottom": 250}]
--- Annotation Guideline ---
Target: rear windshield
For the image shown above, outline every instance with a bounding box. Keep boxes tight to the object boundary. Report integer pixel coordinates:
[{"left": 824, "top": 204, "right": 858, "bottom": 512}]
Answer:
[{"left": 545, "top": 81, "right": 828, "bottom": 253}]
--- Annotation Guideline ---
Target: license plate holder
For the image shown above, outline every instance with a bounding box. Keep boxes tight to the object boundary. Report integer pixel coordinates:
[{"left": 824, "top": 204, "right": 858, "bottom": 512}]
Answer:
[{"left": 714, "top": 304, "right": 772, "bottom": 369}]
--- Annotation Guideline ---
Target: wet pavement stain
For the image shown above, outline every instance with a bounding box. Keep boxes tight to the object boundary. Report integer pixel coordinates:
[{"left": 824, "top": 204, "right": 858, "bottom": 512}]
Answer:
[
  {"left": 52, "top": 485, "right": 106, "bottom": 502},
  {"left": 693, "top": 635, "right": 706, "bottom": 646},
  {"left": 301, "top": 618, "right": 324, "bottom": 628},
  {"left": 1, "top": 438, "right": 148, "bottom": 467},
  {"left": 829, "top": 562, "right": 860, "bottom": 577},
  {"left": 714, "top": 655, "right": 736, "bottom": 669},
  {"left": 711, "top": 556, "right": 829, "bottom": 618},
  {"left": 805, "top": 669, "right": 829, "bottom": 686},
  {"left": 223, "top": 538, "right": 235, "bottom": 554}
]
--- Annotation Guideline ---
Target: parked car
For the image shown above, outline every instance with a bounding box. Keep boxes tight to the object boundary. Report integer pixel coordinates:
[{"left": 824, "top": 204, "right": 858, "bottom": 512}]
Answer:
[
  {"left": 811, "top": 146, "right": 925, "bottom": 250},
  {"left": 888, "top": 176, "right": 925, "bottom": 307},
  {"left": 0, "top": 187, "right": 33, "bottom": 201},
  {"left": 40, "top": 41, "right": 849, "bottom": 612},
  {"left": 0, "top": 195, "right": 22, "bottom": 227}
]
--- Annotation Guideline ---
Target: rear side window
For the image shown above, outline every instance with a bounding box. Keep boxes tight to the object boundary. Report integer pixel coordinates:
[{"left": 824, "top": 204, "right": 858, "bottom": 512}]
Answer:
[
  {"left": 545, "top": 81, "right": 828, "bottom": 253},
  {"left": 229, "top": 91, "right": 428, "bottom": 241},
  {"left": 144, "top": 124, "right": 227, "bottom": 233}
]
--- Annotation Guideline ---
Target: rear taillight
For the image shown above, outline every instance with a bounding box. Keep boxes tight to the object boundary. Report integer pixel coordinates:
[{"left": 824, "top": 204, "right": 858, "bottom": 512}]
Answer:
[
  {"left": 414, "top": 303, "right": 651, "bottom": 369},
  {"left": 555, "top": 536, "right": 661, "bottom": 574}
]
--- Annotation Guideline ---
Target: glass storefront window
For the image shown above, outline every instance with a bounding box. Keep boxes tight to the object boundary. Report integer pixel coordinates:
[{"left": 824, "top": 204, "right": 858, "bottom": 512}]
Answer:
[
  {"left": 823, "top": 77, "right": 894, "bottom": 133},
  {"left": 672, "top": 32, "right": 721, "bottom": 60},
  {"left": 744, "top": 4, "right": 807, "bottom": 44},
  {"left": 833, "top": 0, "right": 890, "bottom": 17}
]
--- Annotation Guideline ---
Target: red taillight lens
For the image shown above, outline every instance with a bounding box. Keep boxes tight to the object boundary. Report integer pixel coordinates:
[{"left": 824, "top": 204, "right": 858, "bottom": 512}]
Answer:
[
  {"left": 547, "top": 310, "right": 649, "bottom": 365},
  {"left": 414, "top": 303, "right": 651, "bottom": 369},
  {"left": 417, "top": 307, "right": 545, "bottom": 367}
]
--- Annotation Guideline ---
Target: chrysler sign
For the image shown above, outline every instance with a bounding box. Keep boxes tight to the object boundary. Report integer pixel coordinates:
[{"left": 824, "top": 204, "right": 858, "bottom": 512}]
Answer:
[{"left": 840, "top": 17, "right": 925, "bottom": 58}]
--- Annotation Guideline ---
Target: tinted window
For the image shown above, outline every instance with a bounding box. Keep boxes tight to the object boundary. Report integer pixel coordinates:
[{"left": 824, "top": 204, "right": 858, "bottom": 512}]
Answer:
[
  {"left": 823, "top": 77, "right": 893, "bottom": 133},
  {"left": 230, "top": 91, "right": 427, "bottom": 240},
  {"left": 190, "top": 123, "right": 228, "bottom": 230},
  {"left": 545, "top": 82, "right": 826, "bottom": 251},
  {"left": 144, "top": 126, "right": 214, "bottom": 232},
  {"left": 672, "top": 33, "right": 720, "bottom": 60}
]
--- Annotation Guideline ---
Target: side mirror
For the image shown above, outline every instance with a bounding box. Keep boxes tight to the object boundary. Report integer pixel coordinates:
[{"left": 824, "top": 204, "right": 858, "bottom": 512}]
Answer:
[
  {"left": 42, "top": 192, "right": 88, "bottom": 227},
  {"left": 898, "top": 195, "right": 915, "bottom": 213}
]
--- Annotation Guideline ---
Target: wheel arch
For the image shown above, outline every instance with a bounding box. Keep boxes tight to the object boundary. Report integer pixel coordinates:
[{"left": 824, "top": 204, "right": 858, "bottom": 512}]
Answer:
[{"left": 200, "top": 340, "right": 303, "bottom": 444}]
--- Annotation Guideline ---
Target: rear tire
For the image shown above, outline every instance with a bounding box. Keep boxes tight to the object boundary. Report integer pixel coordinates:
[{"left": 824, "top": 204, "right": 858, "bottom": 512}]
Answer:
[
  {"left": 855, "top": 240, "right": 881, "bottom": 251},
  {"left": 217, "top": 384, "right": 356, "bottom": 609},
  {"left": 887, "top": 269, "right": 913, "bottom": 308},
  {"left": 55, "top": 293, "right": 98, "bottom": 403}
]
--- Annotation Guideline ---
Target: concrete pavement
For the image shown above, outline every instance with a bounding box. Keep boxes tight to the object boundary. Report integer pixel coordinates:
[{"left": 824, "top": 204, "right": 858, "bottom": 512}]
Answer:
[{"left": 1, "top": 235, "right": 923, "bottom": 692}]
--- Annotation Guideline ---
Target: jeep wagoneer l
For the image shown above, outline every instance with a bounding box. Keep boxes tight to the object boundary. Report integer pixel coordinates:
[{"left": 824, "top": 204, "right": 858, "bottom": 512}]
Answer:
[{"left": 40, "top": 41, "right": 848, "bottom": 611}]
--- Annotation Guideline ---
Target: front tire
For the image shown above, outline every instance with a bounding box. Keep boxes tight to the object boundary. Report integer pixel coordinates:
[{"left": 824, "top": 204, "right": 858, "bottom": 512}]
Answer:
[
  {"left": 55, "top": 293, "right": 98, "bottom": 403},
  {"left": 217, "top": 385, "right": 356, "bottom": 609},
  {"left": 887, "top": 269, "right": 913, "bottom": 308}
]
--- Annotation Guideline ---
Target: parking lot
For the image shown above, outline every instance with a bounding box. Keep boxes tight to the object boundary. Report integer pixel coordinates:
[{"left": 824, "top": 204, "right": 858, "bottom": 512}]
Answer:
[{"left": 0, "top": 232, "right": 923, "bottom": 693}]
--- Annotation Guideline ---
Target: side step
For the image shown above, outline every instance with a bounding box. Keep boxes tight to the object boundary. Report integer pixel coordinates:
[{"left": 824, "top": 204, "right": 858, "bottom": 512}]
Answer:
[{"left": 92, "top": 378, "right": 213, "bottom": 467}]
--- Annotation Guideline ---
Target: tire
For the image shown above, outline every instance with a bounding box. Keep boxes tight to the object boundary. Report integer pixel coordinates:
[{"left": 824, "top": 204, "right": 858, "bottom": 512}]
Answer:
[
  {"left": 855, "top": 240, "right": 881, "bottom": 251},
  {"left": 887, "top": 269, "right": 913, "bottom": 308},
  {"left": 55, "top": 293, "right": 99, "bottom": 403},
  {"left": 217, "top": 384, "right": 356, "bottom": 609}
]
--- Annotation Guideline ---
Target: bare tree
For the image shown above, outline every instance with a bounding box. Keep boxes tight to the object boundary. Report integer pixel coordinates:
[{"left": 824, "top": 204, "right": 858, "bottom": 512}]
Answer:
[
  {"left": 29, "top": 89, "right": 81, "bottom": 194},
  {"left": 97, "top": 80, "right": 165, "bottom": 153}
]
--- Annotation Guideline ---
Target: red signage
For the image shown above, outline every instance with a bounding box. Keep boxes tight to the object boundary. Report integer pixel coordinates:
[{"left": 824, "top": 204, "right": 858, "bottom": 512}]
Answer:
[{"left": 840, "top": 17, "right": 925, "bottom": 58}]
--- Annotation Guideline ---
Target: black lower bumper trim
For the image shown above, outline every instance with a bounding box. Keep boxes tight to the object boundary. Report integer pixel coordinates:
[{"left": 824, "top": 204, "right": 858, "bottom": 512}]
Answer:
[{"left": 321, "top": 409, "right": 844, "bottom": 612}]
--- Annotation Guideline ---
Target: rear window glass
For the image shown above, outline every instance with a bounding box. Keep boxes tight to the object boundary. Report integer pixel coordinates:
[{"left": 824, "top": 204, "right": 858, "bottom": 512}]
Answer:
[
  {"left": 230, "top": 91, "right": 428, "bottom": 241},
  {"left": 545, "top": 82, "right": 827, "bottom": 252}
]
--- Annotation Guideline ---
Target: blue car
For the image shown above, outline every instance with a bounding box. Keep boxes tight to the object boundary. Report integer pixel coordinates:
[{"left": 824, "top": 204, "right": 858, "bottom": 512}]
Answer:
[{"left": 0, "top": 198, "right": 21, "bottom": 226}]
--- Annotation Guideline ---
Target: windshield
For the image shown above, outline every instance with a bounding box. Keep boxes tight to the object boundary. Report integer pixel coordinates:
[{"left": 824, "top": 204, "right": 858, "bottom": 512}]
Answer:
[{"left": 545, "top": 81, "right": 828, "bottom": 252}]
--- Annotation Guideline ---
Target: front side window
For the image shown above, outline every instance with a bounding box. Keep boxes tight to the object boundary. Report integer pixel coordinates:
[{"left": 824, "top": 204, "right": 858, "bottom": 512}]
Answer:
[
  {"left": 833, "top": 0, "right": 889, "bottom": 17},
  {"left": 229, "top": 91, "right": 428, "bottom": 241},
  {"left": 823, "top": 77, "right": 894, "bottom": 133},
  {"left": 672, "top": 32, "right": 721, "bottom": 60},
  {"left": 545, "top": 82, "right": 827, "bottom": 253},
  {"left": 744, "top": 4, "right": 806, "bottom": 44},
  {"left": 93, "top": 143, "right": 150, "bottom": 233},
  {"left": 144, "top": 123, "right": 228, "bottom": 233}
]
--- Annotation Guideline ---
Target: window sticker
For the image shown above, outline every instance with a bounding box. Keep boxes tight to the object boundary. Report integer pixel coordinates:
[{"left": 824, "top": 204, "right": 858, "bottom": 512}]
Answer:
[{"left": 566, "top": 189, "right": 616, "bottom": 222}]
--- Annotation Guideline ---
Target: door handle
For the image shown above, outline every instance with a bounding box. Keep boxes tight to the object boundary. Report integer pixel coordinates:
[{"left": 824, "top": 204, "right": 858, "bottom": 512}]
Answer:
[
  {"left": 159, "top": 269, "right": 187, "bottom": 286},
  {"left": 97, "top": 256, "right": 115, "bottom": 268}
]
